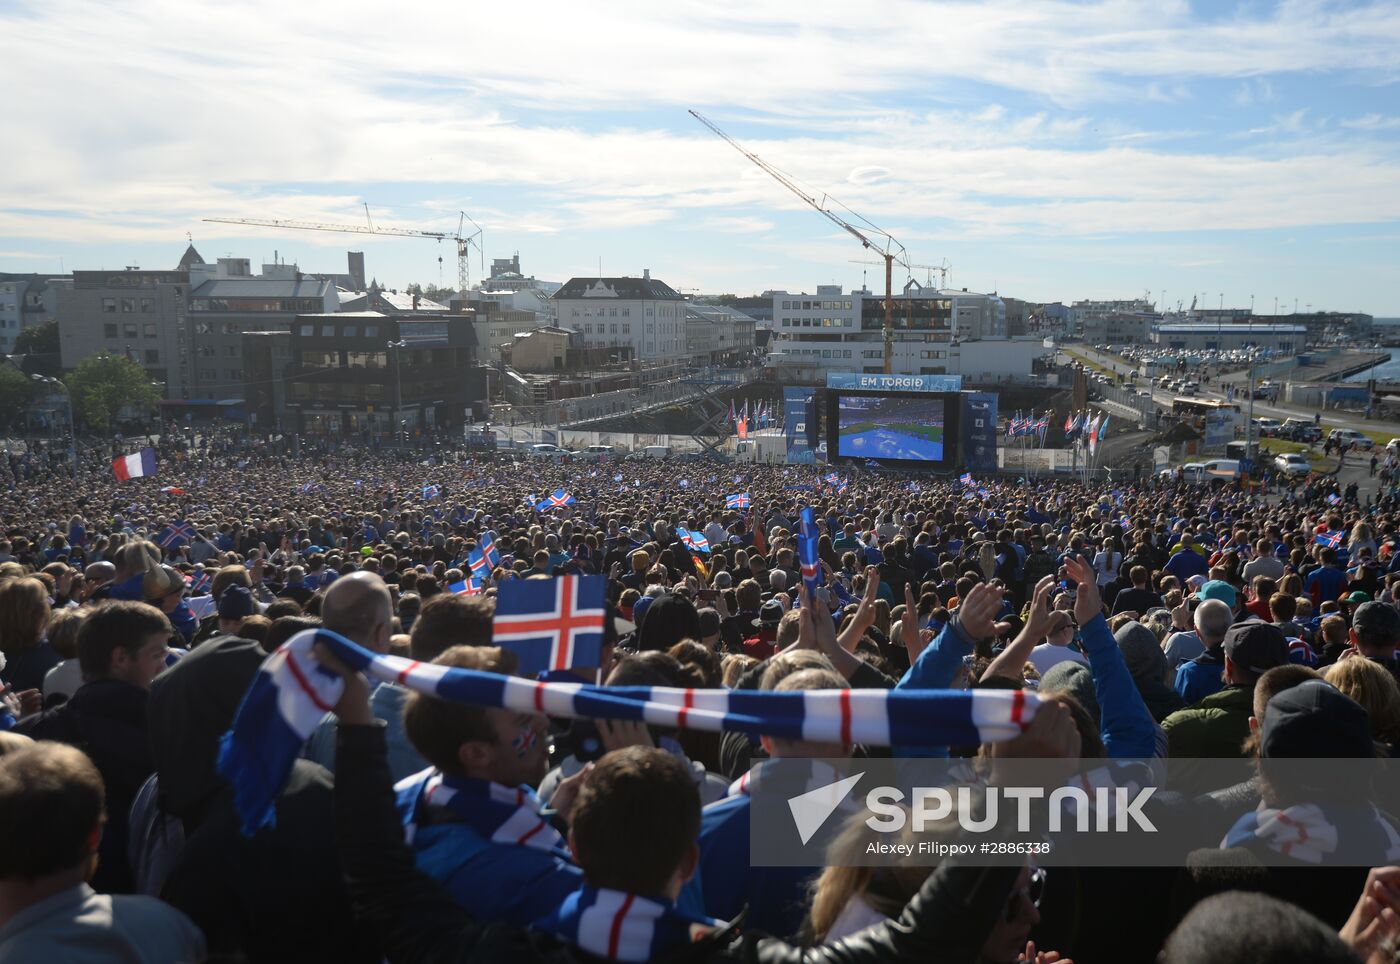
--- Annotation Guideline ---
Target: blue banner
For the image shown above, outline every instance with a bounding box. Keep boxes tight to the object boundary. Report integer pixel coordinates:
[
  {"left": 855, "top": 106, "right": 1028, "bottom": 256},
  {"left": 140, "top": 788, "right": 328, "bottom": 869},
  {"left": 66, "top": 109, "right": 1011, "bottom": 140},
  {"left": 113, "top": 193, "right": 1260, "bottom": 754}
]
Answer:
[
  {"left": 825, "top": 372, "right": 963, "bottom": 393},
  {"left": 962, "top": 392, "right": 999, "bottom": 473}
]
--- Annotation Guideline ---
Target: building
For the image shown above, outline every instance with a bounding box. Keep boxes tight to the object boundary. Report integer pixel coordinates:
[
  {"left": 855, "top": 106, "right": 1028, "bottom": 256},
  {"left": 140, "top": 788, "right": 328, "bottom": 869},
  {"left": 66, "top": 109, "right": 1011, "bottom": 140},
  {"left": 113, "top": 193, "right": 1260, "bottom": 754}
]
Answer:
[
  {"left": 684, "top": 303, "right": 756, "bottom": 367},
  {"left": 280, "top": 312, "right": 485, "bottom": 438},
  {"left": 1153, "top": 323, "right": 1307, "bottom": 353},
  {"left": 766, "top": 283, "right": 1020, "bottom": 381},
  {"left": 508, "top": 326, "right": 632, "bottom": 373},
  {"left": 1070, "top": 299, "right": 1155, "bottom": 339},
  {"left": 1001, "top": 297, "right": 1030, "bottom": 337},
  {"left": 56, "top": 265, "right": 193, "bottom": 398},
  {"left": 187, "top": 256, "right": 337, "bottom": 400},
  {"left": 239, "top": 331, "right": 293, "bottom": 432},
  {"left": 480, "top": 254, "right": 561, "bottom": 296},
  {"left": 1081, "top": 312, "right": 1155, "bottom": 345},
  {"left": 0, "top": 273, "right": 62, "bottom": 353},
  {"left": 457, "top": 295, "right": 545, "bottom": 366},
  {"left": 552, "top": 271, "right": 688, "bottom": 362}
]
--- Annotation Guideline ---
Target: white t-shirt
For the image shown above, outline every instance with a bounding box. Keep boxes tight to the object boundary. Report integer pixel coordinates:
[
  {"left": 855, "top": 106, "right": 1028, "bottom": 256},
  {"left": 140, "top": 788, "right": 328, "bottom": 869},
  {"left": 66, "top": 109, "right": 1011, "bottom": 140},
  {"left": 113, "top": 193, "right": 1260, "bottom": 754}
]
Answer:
[
  {"left": 1028, "top": 643, "right": 1089, "bottom": 676},
  {"left": 1093, "top": 550, "right": 1121, "bottom": 586},
  {"left": 1163, "top": 630, "right": 1205, "bottom": 667}
]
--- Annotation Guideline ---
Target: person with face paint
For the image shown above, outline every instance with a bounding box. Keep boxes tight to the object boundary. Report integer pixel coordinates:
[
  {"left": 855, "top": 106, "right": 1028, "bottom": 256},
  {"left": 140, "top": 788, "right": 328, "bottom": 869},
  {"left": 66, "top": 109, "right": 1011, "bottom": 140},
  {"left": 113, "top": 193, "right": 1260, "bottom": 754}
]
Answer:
[{"left": 394, "top": 644, "right": 590, "bottom": 928}]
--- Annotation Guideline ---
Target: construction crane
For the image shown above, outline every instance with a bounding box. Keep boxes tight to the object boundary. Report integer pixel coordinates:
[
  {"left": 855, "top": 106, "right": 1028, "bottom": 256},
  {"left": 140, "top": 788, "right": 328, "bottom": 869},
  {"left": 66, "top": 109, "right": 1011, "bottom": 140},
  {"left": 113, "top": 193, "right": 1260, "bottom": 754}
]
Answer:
[
  {"left": 203, "top": 210, "right": 484, "bottom": 294},
  {"left": 850, "top": 258, "right": 951, "bottom": 290},
  {"left": 689, "top": 109, "right": 909, "bottom": 375}
]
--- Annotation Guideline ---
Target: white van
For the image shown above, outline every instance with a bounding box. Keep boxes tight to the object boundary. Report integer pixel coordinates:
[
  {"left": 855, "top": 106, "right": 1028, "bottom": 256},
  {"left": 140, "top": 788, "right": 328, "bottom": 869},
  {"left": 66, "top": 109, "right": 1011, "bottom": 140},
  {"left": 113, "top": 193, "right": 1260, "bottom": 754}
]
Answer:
[
  {"left": 642, "top": 445, "right": 670, "bottom": 459},
  {"left": 1202, "top": 459, "right": 1242, "bottom": 481},
  {"left": 575, "top": 444, "right": 617, "bottom": 459}
]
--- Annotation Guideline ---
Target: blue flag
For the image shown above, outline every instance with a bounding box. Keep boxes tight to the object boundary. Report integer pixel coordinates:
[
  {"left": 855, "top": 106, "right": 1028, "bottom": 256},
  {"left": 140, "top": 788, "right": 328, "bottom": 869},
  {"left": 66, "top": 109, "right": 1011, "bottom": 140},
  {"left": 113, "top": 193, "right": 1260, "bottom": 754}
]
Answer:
[{"left": 798, "top": 507, "right": 821, "bottom": 599}]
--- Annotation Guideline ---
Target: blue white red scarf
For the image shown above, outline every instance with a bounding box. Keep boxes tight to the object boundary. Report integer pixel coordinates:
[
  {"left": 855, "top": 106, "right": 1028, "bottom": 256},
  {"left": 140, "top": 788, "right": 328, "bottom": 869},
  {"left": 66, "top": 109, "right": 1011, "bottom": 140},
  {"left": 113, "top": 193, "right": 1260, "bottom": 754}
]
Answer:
[
  {"left": 217, "top": 628, "right": 1039, "bottom": 835},
  {"left": 394, "top": 768, "right": 566, "bottom": 854},
  {"left": 1223, "top": 802, "right": 1400, "bottom": 865},
  {"left": 535, "top": 886, "right": 718, "bottom": 961}
]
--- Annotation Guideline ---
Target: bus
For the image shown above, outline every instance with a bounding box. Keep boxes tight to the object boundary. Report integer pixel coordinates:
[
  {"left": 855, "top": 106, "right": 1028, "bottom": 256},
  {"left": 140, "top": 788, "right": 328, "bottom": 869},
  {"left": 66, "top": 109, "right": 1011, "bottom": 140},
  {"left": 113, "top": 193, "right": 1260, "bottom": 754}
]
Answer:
[{"left": 1171, "top": 397, "right": 1240, "bottom": 423}]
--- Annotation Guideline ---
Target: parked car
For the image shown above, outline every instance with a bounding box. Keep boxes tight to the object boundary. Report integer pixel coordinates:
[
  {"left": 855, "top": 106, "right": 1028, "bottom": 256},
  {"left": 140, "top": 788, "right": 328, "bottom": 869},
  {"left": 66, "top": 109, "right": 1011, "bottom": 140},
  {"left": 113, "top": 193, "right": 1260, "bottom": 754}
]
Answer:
[
  {"left": 1274, "top": 452, "right": 1312, "bottom": 477},
  {"left": 1281, "top": 418, "right": 1322, "bottom": 442},
  {"left": 574, "top": 444, "right": 618, "bottom": 459},
  {"left": 1386, "top": 438, "right": 1400, "bottom": 455},
  {"left": 1254, "top": 417, "right": 1282, "bottom": 437},
  {"left": 1328, "top": 428, "right": 1374, "bottom": 451},
  {"left": 529, "top": 443, "right": 570, "bottom": 458}
]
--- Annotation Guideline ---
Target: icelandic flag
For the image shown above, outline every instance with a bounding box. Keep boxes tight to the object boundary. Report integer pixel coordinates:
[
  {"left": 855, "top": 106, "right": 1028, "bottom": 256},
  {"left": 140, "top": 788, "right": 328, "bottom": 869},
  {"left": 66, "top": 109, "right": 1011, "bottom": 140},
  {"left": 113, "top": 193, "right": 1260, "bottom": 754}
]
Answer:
[
  {"left": 825, "top": 472, "right": 842, "bottom": 487},
  {"left": 1327, "top": 493, "right": 1342, "bottom": 506},
  {"left": 469, "top": 533, "right": 502, "bottom": 575},
  {"left": 112, "top": 447, "right": 156, "bottom": 481},
  {"left": 725, "top": 492, "right": 751, "bottom": 510},
  {"left": 798, "top": 507, "right": 822, "bottom": 599},
  {"left": 423, "top": 483, "right": 442, "bottom": 501},
  {"left": 157, "top": 520, "right": 196, "bottom": 550},
  {"left": 493, "top": 574, "right": 607, "bottom": 677},
  {"left": 960, "top": 473, "right": 974, "bottom": 486},
  {"left": 537, "top": 489, "right": 577, "bottom": 511},
  {"left": 680, "top": 529, "right": 710, "bottom": 554},
  {"left": 1315, "top": 530, "right": 1344, "bottom": 549},
  {"left": 834, "top": 478, "right": 848, "bottom": 494},
  {"left": 448, "top": 574, "right": 483, "bottom": 595},
  {"left": 185, "top": 570, "right": 212, "bottom": 595}
]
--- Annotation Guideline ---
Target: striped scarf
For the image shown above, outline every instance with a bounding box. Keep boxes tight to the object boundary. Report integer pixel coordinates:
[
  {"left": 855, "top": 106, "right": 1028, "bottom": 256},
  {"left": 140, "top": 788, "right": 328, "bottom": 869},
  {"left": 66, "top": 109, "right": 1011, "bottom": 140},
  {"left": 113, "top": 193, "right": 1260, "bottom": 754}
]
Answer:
[
  {"left": 394, "top": 768, "right": 565, "bottom": 853},
  {"left": 535, "top": 887, "right": 718, "bottom": 961},
  {"left": 217, "top": 628, "right": 1040, "bottom": 836}
]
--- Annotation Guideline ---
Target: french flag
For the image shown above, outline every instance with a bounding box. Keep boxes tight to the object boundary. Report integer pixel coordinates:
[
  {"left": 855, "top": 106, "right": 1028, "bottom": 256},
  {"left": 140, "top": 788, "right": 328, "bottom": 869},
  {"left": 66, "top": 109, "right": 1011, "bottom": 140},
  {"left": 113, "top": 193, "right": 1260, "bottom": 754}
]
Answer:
[{"left": 112, "top": 447, "right": 156, "bottom": 481}]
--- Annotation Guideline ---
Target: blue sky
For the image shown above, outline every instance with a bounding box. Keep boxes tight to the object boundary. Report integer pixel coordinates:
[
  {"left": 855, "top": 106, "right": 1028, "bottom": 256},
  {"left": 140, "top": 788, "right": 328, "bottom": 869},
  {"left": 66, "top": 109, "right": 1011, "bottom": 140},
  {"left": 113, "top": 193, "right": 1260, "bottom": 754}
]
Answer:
[{"left": 3, "top": 0, "right": 1399, "bottom": 314}]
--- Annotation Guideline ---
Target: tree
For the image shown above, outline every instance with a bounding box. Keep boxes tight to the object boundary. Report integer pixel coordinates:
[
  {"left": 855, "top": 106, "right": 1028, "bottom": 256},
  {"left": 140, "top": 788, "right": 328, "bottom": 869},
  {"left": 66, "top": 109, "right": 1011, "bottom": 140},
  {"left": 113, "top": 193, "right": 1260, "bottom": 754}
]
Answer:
[
  {"left": 0, "top": 364, "right": 34, "bottom": 430},
  {"left": 65, "top": 351, "right": 159, "bottom": 432},
  {"left": 13, "top": 319, "right": 58, "bottom": 355}
]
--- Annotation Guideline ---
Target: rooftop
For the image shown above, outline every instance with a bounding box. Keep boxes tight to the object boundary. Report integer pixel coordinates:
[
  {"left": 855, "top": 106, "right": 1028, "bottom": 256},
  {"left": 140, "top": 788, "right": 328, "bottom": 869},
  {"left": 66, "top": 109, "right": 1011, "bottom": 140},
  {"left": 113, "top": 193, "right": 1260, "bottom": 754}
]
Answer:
[
  {"left": 554, "top": 276, "right": 684, "bottom": 301},
  {"left": 1156, "top": 323, "right": 1307, "bottom": 334}
]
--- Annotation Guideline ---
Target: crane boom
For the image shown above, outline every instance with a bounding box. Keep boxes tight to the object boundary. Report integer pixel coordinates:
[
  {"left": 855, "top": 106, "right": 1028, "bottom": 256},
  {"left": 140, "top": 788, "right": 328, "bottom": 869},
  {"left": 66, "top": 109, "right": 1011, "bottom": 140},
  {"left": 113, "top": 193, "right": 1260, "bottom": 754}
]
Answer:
[
  {"left": 203, "top": 212, "right": 484, "bottom": 293},
  {"left": 689, "top": 109, "right": 907, "bottom": 374}
]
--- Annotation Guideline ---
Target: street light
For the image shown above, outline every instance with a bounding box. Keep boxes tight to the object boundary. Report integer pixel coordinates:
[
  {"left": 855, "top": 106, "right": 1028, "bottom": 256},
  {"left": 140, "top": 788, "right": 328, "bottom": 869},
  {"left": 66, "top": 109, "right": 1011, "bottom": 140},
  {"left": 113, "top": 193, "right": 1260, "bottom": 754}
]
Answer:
[
  {"left": 31, "top": 374, "right": 76, "bottom": 472},
  {"left": 387, "top": 338, "right": 407, "bottom": 448}
]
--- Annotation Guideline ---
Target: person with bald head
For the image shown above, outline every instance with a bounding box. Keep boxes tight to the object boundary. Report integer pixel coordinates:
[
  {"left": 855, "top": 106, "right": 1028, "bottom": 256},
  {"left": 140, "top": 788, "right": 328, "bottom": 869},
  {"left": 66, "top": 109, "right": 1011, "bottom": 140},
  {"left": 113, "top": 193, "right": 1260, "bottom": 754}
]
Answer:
[{"left": 304, "top": 571, "right": 425, "bottom": 779}]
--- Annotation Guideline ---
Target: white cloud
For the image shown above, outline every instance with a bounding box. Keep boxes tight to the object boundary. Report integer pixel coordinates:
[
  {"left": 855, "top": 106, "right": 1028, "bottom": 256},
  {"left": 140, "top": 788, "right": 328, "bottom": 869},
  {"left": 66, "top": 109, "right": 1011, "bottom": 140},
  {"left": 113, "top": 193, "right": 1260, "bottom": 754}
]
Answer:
[
  {"left": 1341, "top": 113, "right": 1400, "bottom": 131},
  {"left": 702, "top": 216, "right": 775, "bottom": 234}
]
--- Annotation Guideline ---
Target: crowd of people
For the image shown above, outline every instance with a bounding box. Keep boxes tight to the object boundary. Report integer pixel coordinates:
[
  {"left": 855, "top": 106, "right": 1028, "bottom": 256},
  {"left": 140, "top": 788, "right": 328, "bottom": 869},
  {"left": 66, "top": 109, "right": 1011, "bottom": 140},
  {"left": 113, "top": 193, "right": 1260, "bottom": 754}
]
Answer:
[{"left": 2, "top": 427, "right": 1400, "bottom": 962}]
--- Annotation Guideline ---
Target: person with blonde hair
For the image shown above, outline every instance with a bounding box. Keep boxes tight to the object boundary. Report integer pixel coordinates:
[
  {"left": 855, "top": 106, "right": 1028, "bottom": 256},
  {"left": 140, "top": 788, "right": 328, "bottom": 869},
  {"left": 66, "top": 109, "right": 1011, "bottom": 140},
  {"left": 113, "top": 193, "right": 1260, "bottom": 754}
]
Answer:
[{"left": 1325, "top": 656, "right": 1400, "bottom": 748}]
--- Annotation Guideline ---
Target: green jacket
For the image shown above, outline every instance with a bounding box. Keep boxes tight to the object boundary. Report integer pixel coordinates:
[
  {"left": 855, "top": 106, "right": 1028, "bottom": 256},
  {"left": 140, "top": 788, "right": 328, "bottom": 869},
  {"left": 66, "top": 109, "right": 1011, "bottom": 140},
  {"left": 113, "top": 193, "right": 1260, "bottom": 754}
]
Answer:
[{"left": 1161, "top": 684, "right": 1255, "bottom": 760}]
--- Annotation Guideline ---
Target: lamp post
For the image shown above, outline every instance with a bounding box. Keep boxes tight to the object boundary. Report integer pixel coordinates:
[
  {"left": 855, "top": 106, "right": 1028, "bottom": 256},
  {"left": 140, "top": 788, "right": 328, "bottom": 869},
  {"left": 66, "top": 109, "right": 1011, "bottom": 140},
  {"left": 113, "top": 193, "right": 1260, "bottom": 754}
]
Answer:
[
  {"left": 387, "top": 338, "right": 406, "bottom": 448},
  {"left": 32, "top": 374, "right": 76, "bottom": 472}
]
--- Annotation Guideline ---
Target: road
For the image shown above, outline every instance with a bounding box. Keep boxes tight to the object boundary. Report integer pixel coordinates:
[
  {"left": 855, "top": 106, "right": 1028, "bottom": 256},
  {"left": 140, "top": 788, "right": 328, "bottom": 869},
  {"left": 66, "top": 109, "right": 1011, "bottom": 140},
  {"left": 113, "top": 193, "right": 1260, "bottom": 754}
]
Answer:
[{"left": 1066, "top": 344, "right": 1400, "bottom": 441}]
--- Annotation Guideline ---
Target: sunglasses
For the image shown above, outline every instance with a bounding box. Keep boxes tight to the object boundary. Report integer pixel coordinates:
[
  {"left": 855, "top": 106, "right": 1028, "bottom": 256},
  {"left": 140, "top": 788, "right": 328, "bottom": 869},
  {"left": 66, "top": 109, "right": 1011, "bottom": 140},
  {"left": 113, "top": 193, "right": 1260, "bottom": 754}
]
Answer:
[{"left": 1005, "top": 866, "right": 1047, "bottom": 922}]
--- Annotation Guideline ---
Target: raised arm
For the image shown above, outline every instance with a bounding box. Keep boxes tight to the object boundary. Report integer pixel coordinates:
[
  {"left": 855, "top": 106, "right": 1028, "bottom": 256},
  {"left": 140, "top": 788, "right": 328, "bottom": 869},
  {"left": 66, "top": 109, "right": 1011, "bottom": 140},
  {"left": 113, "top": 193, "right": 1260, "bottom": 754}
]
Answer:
[{"left": 983, "top": 575, "right": 1055, "bottom": 683}]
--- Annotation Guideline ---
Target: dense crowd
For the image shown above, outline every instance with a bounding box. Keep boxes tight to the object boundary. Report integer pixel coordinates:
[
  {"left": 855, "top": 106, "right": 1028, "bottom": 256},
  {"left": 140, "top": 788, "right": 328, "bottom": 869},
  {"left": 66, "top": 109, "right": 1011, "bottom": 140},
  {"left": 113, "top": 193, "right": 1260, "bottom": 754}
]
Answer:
[{"left": 2, "top": 428, "right": 1400, "bottom": 962}]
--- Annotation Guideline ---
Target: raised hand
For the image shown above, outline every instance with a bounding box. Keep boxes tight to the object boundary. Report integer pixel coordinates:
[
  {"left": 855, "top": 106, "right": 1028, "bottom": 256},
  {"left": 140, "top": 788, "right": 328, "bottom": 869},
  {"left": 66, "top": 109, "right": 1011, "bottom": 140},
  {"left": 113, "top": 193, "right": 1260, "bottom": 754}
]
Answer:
[
  {"left": 1062, "top": 556, "right": 1104, "bottom": 627},
  {"left": 958, "top": 581, "right": 1008, "bottom": 640}
]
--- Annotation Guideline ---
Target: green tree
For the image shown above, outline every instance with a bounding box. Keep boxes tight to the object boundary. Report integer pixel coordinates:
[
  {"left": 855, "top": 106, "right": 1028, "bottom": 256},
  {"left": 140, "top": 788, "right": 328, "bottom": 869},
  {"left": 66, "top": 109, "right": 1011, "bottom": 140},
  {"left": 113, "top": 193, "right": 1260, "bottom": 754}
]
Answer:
[
  {"left": 65, "top": 352, "right": 159, "bottom": 432},
  {"left": 0, "top": 364, "right": 34, "bottom": 429},
  {"left": 13, "top": 319, "right": 59, "bottom": 354}
]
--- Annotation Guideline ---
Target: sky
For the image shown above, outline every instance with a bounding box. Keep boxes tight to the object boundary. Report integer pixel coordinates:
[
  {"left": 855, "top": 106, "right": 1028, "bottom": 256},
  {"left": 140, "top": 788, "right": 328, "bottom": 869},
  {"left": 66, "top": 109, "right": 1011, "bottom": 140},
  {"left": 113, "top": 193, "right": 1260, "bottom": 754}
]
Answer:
[{"left": 3, "top": 0, "right": 1399, "bottom": 314}]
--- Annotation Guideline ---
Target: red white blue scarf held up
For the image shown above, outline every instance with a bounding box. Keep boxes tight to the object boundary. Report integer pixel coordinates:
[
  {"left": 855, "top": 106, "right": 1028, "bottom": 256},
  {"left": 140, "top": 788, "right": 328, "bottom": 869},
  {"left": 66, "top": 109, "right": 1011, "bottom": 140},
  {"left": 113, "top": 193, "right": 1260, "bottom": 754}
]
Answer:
[
  {"left": 217, "top": 628, "right": 1040, "bottom": 836},
  {"left": 534, "top": 886, "right": 718, "bottom": 961},
  {"left": 394, "top": 768, "right": 566, "bottom": 854}
]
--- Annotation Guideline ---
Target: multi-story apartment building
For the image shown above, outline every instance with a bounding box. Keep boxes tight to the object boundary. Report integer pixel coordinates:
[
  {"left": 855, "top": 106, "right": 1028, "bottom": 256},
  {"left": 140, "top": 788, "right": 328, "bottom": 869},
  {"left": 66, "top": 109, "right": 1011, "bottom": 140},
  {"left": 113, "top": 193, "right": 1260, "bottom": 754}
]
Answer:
[
  {"left": 552, "top": 270, "right": 688, "bottom": 362},
  {"left": 0, "top": 273, "right": 62, "bottom": 353}
]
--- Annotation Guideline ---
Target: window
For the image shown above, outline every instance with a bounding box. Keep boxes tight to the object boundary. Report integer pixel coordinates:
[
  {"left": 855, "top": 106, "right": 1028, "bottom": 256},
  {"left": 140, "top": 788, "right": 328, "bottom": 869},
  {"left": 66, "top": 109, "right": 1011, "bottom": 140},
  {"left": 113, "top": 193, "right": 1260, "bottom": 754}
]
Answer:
[
  {"left": 104, "top": 323, "right": 118, "bottom": 338},
  {"left": 143, "top": 322, "right": 157, "bottom": 338},
  {"left": 102, "top": 298, "right": 117, "bottom": 313},
  {"left": 227, "top": 369, "right": 243, "bottom": 381},
  {"left": 223, "top": 346, "right": 237, "bottom": 357},
  {"left": 609, "top": 308, "right": 617, "bottom": 317},
  {"left": 141, "top": 298, "right": 153, "bottom": 313},
  {"left": 321, "top": 325, "right": 336, "bottom": 337},
  {"left": 364, "top": 325, "right": 379, "bottom": 338},
  {"left": 199, "top": 367, "right": 218, "bottom": 380},
  {"left": 198, "top": 346, "right": 215, "bottom": 357},
  {"left": 299, "top": 324, "right": 313, "bottom": 336},
  {"left": 621, "top": 308, "right": 629, "bottom": 317},
  {"left": 221, "top": 323, "right": 238, "bottom": 335},
  {"left": 123, "top": 323, "right": 138, "bottom": 338},
  {"left": 120, "top": 297, "right": 135, "bottom": 312},
  {"left": 622, "top": 324, "right": 630, "bottom": 334},
  {"left": 610, "top": 324, "right": 617, "bottom": 334},
  {"left": 144, "top": 349, "right": 159, "bottom": 363}
]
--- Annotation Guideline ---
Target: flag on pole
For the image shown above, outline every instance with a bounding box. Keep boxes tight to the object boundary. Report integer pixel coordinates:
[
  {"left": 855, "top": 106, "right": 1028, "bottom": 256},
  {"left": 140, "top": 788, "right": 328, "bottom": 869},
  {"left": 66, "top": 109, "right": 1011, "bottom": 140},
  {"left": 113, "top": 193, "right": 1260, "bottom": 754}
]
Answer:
[
  {"left": 536, "top": 489, "right": 577, "bottom": 511},
  {"left": 798, "top": 507, "right": 821, "bottom": 600},
  {"left": 492, "top": 574, "right": 607, "bottom": 677},
  {"left": 112, "top": 447, "right": 157, "bottom": 481},
  {"left": 185, "top": 569, "right": 213, "bottom": 595},
  {"left": 1064, "top": 412, "right": 1074, "bottom": 433},
  {"left": 737, "top": 418, "right": 748, "bottom": 441}
]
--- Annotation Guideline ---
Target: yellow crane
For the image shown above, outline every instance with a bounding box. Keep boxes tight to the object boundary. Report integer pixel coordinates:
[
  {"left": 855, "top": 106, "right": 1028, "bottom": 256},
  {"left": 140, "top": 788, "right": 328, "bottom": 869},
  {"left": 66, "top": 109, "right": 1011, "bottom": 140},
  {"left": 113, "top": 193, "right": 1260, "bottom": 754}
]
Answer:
[
  {"left": 689, "top": 110, "right": 909, "bottom": 375},
  {"left": 203, "top": 208, "right": 484, "bottom": 293}
]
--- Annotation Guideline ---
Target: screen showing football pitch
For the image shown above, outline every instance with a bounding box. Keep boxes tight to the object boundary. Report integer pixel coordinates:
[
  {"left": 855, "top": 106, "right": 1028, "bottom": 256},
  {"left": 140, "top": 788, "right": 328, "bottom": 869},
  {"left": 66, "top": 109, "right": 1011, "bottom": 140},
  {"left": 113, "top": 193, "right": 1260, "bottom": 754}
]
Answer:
[{"left": 836, "top": 394, "right": 945, "bottom": 461}]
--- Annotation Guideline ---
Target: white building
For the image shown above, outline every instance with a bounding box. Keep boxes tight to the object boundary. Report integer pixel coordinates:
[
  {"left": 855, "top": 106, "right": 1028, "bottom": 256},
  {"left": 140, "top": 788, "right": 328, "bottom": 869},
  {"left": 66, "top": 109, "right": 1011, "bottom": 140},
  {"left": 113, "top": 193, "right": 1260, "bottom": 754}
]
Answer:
[
  {"left": 1070, "top": 298, "right": 1155, "bottom": 340},
  {"left": 685, "top": 303, "right": 757, "bottom": 367},
  {"left": 481, "top": 254, "right": 562, "bottom": 296},
  {"left": 552, "top": 270, "right": 687, "bottom": 362},
  {"left": 766, "top": 283, "right": 1022, "bottom": 381}
]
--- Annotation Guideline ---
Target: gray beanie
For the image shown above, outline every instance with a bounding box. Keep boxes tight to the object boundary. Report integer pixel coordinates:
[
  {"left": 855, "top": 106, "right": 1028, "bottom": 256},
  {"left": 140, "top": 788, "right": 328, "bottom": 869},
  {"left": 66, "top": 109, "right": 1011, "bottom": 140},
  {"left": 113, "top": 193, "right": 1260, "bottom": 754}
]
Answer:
[
  {"left": 1039, "top": 661, "right": 1101, "bottom": 728},
  {"left": 1115, "top": 620, "right": 1168, "bottom": 684}
]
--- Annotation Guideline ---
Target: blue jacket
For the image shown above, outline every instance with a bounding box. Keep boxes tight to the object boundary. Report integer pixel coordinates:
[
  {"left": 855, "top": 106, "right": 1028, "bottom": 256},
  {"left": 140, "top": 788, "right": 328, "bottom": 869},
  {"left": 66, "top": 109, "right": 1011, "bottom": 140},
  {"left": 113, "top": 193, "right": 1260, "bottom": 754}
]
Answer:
[
  {"left": 694, "top": 790, "right": 812, "bottom": 938},
  {"left": 1164, "top": 549, "right": 1209, "bottom": 582},
  {"left": 1076, "top": 612, "right": 1160, "bottom": 759},
  {"left": 1175, "top": 649, "right": 1226, "bottom": 706}
]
